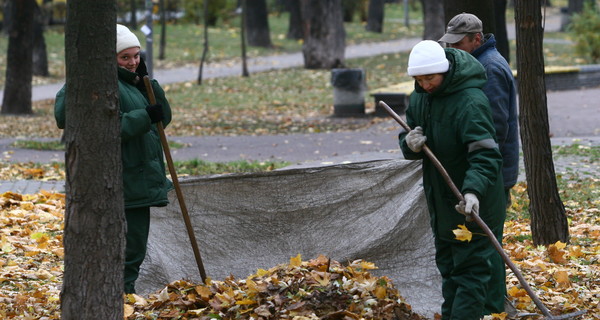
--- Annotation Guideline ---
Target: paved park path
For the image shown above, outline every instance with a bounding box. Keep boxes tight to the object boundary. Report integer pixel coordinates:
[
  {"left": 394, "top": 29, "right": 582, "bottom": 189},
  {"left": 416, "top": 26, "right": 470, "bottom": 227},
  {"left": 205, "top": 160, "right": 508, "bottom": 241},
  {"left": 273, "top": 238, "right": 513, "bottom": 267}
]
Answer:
[{"left": 0, "top": 11, "right": 598, "bottom": 193}]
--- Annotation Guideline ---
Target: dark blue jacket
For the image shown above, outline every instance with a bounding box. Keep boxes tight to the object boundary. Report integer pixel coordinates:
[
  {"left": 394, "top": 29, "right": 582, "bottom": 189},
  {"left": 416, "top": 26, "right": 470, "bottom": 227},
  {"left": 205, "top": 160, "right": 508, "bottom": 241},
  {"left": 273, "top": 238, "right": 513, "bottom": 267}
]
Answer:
[{"left": 472, "top": 34, "right": 519, "bottom": 189}]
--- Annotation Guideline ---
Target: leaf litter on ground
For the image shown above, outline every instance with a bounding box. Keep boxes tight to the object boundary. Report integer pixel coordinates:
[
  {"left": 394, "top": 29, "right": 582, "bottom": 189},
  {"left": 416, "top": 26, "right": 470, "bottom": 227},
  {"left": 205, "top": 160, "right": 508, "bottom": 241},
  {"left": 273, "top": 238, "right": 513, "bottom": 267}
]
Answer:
[{"left": 0, "top": 178, "right": 598, "bottom": 319}]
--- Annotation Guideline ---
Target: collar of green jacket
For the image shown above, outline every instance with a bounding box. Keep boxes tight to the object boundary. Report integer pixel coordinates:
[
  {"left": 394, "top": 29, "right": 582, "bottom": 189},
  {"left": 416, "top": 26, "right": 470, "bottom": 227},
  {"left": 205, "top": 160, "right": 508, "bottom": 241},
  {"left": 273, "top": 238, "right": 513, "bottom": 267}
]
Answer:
[
  {"left": 415, "top": 48, "right": 487, "bottom": 97},
  {"left": 117, "top": 57, "right": 149, "bottom": 86}
]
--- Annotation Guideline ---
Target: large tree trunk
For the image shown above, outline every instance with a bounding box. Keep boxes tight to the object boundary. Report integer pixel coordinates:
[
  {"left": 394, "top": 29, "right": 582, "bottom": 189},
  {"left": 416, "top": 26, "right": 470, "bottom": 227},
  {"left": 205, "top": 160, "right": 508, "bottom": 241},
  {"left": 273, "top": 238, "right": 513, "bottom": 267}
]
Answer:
[
  {"left": 443, "top": 0, "right": 496, "bottom": 34},
  {"left": 2, "top": 0, "right": 34, "bottom": 115},
  {"left": 60, "top": 0, "right": 124, "bottom": 319},
  {"left": 493, "top": 0, "right": 510, "bottom": 63},
  {"left": 286, "top": 0, "right": 303, "bottom": 39},
  {"left": 514, "top": 0, "right": 569, "bottom": 246},
  {"left": 443, "top": 0, "right": 510, "bottom": 62},
  {"left": 342, "top": 0, "right": 358, "bottom": 22},
  {"left": 420, "top": 0, "right": 444, "bottom": 40},
  {"left": 246, "top": 0, "right": 272, "bottom": 47},
  {"left": 33, "top": 2, "right": 49, "bottom": 77},
  {"left": 300, "top": 0, "right": 346, "bottom": 69},
  {"left": 366, "top": 0, "right": 385, "bottom": 33}
]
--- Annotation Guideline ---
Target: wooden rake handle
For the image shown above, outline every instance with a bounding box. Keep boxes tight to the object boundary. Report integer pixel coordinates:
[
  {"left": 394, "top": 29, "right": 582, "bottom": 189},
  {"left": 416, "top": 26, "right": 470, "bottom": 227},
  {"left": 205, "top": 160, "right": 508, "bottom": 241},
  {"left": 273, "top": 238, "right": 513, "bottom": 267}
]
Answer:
[{"left": 144, "top": 76, "right": 207, "bottom": 283}]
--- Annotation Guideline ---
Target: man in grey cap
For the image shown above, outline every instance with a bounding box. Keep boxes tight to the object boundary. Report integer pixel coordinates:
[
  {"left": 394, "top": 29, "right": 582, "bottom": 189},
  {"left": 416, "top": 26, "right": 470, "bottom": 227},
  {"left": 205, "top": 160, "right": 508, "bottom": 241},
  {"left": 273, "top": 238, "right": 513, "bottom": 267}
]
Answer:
[{"left": 439, "top": 12, "right": 520, "bottom": 317}]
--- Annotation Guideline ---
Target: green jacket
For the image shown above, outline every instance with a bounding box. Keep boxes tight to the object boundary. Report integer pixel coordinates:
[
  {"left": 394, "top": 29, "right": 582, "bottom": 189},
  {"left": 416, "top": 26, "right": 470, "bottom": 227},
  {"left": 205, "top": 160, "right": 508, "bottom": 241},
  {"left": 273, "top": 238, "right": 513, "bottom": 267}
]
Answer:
[
  {"left": 55, "top": 63, "right": 173, "bottom": 209},
  {"left": 399, "top": 48, "right": 505, "bottom": 241}
]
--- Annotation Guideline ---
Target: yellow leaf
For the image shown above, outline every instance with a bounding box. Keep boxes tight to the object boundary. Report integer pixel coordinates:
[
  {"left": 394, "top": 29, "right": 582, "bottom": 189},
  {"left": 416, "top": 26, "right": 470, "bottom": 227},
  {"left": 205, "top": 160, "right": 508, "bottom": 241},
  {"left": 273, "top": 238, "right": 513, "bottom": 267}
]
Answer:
[
  {"left": 255, "top": 268, "right": 269, "bottom": 276},
  {"left": 554, "top": 270, "right": 571, "bottom": 288},
  {"left": 548, "top": 242, "right": 567, "bottom": 264},
  {"left": 360, "top": 261, "right": 377, "bottom": 270},
  {"left": 374, "top": 285, "right": 387, "bottom": 299},
  {"left": 289, "top": 253, "right": 302, "bottom": 267},
  {"left": 491, "top": 312, "right": 507, "bottom": 319},
  {"left": 453, "top": 224, "right": 473, "bottom": 242},
  {"left": 235, "top": 299, "right": 256, "bottom": 305},
  {"left": 554, "top": 241, "right": 567, "bottom": 250},
  {"left": 312, "top": 271, "right": 330, "bottom": 286},
  {"left": 123, "top": 304, "right": 134, "bottom": 317},
  {"left": 195, "top": 285, "right": 212, "bottom": 300}
]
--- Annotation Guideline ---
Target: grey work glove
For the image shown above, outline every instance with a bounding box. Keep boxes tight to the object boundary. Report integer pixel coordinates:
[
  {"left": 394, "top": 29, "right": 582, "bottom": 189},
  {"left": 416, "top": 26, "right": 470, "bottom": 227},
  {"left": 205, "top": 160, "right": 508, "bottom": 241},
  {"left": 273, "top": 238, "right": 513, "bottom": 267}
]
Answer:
[
  {"left": 405, "top": 126, "right": 427, "bottom": 152},
  {"left": 455, "top": 193, "right": 479, "bottom": 222}
]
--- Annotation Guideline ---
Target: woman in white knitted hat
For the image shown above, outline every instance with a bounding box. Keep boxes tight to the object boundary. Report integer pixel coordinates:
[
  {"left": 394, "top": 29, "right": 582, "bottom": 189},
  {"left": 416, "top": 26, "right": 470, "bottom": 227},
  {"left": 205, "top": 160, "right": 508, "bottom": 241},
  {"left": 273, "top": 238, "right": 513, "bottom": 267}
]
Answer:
[
  {"left": 55, "top": 24, "right": 173, "bottom": 294},
  {"left": 398, "top": 40, "right": 506, "bottom": 320}
]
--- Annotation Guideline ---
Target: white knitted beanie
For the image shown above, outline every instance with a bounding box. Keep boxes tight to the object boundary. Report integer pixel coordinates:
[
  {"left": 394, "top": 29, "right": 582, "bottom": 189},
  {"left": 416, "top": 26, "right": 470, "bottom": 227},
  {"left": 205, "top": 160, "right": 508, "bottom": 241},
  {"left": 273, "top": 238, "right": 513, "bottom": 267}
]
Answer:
[
  {"left": 116, "top": 24, "right": 141, "bottom": 54},
  {"left": 407, "top": 40, "right": 449, "bottom": 76}
]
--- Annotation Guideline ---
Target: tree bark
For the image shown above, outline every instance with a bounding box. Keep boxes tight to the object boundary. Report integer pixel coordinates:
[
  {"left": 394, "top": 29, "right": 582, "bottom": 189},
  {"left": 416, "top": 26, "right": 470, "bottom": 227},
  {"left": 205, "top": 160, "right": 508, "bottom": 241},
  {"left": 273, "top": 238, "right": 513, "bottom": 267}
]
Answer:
[
  {"left": 33, "top": 1, "right": 49, "bottom": 77},
  {"left": 300, "top": 0, "right": 346, "bottom": 69},
  {"left": 443, "top": 0, "right": 510, "bottom": 62},
  {"left": 493, "top": 0, "right": 510, "bottom": 63},
  {"left": 2, "top": 0, "right": 34, "bottom": 115},
  {"left": 198, "top": 0, "right": 210, "bottom": 84},
  {"left": 246, "top": 0, "right": 272, "bottom": 47},
  {"left": 366, "top": 0, "right": 385, "bottom": 33},
  {"left": 514, "top": 0, "right": 569, "bottom": 246},
  {"left": 342, "top": 0, "right": 358, "bottom": 22},
  {"left": 60, "top": 1, "right": 125, "bottom": 319},
  {"left": 130, "top": 0, "right": 138, "bottom": 30},
  {"left": 421, "top": 0, "right": 445, "bottom": 40},
  {"left": 443, "top": 0, "right": 496, "bottom": 34},
  {"left": 159, "top": 0, "right": 166, "bottom": 60},
  {"left": 286, "top": 0, "right": 303, "bottom": 39}
]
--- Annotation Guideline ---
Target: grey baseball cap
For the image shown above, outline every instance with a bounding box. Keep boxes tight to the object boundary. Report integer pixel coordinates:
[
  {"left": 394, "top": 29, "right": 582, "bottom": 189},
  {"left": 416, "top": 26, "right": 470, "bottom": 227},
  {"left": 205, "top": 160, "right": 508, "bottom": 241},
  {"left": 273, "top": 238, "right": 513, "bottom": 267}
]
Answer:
[{"left": 438, "top": 13, "right": 483, "bottom": 44}]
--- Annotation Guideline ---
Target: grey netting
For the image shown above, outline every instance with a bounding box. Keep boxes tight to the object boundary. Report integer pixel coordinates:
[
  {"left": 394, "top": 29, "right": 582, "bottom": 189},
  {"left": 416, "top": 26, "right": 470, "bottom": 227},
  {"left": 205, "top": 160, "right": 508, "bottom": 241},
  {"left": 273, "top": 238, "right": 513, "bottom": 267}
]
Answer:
[{"left": 137, "top": 159, "right": 442, "bottom": 317}]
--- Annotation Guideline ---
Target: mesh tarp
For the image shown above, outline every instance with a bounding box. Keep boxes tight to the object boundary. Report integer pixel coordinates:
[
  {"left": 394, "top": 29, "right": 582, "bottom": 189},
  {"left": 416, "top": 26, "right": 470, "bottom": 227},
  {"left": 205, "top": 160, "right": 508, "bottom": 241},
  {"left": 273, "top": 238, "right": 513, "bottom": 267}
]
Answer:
[{"left": 137, "top": 159, "right": 442, "bottom": 317}]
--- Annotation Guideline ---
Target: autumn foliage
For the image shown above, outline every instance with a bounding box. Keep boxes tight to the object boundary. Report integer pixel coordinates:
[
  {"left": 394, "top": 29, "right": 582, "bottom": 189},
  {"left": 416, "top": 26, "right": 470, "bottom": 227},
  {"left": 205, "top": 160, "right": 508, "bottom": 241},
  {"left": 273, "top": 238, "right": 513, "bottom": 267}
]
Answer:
[{"left": 0, "top": 178, "right": 598, "bottom": 319}]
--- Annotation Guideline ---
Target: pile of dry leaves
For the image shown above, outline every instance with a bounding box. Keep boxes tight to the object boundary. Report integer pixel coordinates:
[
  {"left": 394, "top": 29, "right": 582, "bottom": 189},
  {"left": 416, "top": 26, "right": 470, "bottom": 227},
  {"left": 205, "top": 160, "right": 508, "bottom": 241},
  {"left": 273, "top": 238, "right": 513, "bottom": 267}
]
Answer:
[{"left": 124, "top": 255, "right": 426, "bottom": 320}]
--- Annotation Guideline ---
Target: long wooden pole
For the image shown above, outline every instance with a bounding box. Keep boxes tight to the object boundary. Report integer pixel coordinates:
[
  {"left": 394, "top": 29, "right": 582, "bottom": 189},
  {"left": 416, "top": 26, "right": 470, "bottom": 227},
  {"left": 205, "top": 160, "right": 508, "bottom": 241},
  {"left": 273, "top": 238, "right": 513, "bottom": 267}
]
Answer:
[
  {"left": 144, "top": 76, "right": 207, "bottom": 283},
  {"left": 379, "top": 101, "right": 586, "bottom": 320}
]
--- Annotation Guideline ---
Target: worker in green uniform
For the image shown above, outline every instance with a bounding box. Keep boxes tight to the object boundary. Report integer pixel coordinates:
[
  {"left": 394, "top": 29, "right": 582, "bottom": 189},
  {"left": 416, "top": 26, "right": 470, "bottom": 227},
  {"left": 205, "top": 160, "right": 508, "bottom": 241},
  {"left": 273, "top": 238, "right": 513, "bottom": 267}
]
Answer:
[
  {"left": 398, "top": 40, "right": 506, "bottom": 320},
  {"left": 54, "top": 24, "right": 173, "bottom": 294}
]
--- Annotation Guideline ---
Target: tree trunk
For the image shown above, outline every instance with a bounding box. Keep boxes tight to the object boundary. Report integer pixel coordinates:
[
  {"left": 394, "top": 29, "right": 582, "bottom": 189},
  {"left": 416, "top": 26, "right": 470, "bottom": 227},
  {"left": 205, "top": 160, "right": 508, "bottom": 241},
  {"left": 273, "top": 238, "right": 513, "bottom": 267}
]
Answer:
[
  {"left": 514, "top": 0, "right": 569, "bottom": 246},
  {"left": 420, "top": 0, "right": 445, "bottom": 40},
  {"left": 493, "top": 0, "right": 510, "bottom": 63},
  {"left": 342, "top": 0, "right": 358, "bottom": 22},
  {"left": 241, "top": 0, "right": 249, "bottom": 77},
  {"left": 443, "top": 0, "right": 510, "bottom": 62},
  {"left": 33, "top": 1, "right": 49, "bottom": 77},
  {"left": 366, "top": 0, "right": 385, "bottom": 33},
  {"left": 2, "top": 0, "right": 34, "bottom": 115},
  {"left": 60, "top": 1, "right": 124, "bottom": 319},
  {"left": 159, "top": 0, "right": 166, "bottom": 60},
  {"left": 300, "top": 0, "right": 346, "bottom": 69},
  {"left": 443, "top": 0, "right": 496, "bottom": 34},
  {"left": 246, "top": 0, "right": 272, "bottom": 47},
  {"left": 130, "top": 0, "right": 138, "bottom": 29},
  {"left": 197, "top": 0, "right": 210, "bottom": 84},
  {"left": 286, "top": 0, "right": 303, "bottom": 39}
]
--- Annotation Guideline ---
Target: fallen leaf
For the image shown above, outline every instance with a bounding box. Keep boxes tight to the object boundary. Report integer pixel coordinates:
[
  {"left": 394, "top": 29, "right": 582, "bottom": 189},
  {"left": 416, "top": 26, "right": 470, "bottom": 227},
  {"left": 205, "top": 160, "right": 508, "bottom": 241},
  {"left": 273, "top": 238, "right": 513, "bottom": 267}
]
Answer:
[{"left": 453, "top": 224, "right": 473, "bottom": 242}]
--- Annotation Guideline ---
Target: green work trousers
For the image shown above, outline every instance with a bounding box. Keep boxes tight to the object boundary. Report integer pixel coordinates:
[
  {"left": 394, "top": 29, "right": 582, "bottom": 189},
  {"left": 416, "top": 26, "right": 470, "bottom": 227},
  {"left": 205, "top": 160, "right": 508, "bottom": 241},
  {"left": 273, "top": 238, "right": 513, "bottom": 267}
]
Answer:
[
  {"left": 434, "top": 224, "right": 505, "bottom": 320},
  {"left": 124, "top": 206, "right": 151, "bottom": 294}
]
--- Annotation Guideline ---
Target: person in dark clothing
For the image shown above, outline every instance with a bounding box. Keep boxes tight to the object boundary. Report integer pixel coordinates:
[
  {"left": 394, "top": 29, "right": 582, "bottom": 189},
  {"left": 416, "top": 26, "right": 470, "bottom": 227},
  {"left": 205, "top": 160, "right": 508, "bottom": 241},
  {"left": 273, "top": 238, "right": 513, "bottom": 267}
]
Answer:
[
  {"left": 439, "top": 13, "right": 520, "bottom": 315},
  {"left": 398, "top": 40, "right": 506, "bottom": 320},
  {"left": 54, "top": 24, "right": 173, "bottom": 294},
  {"left": 439, "top": 13, "right": 519, "bottom": 208}
]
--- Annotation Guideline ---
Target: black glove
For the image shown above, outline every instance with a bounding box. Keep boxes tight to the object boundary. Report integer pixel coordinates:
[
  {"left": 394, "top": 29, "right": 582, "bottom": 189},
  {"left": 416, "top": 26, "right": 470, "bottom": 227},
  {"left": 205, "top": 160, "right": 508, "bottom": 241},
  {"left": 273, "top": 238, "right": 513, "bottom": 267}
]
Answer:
[{"left": 145, "top": 104, "right": 164, "bottom": 124}]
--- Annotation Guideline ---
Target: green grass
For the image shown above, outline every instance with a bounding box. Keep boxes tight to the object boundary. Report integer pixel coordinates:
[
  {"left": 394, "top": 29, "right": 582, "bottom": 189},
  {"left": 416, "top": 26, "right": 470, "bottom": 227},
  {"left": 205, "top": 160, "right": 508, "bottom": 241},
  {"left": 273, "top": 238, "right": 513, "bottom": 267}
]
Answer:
[
  {"left": 11, "top": 139, "right": 188, "bottom": 150},
  {"left": 553, "top": 143, "right": 600, "bottom": 162}
]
